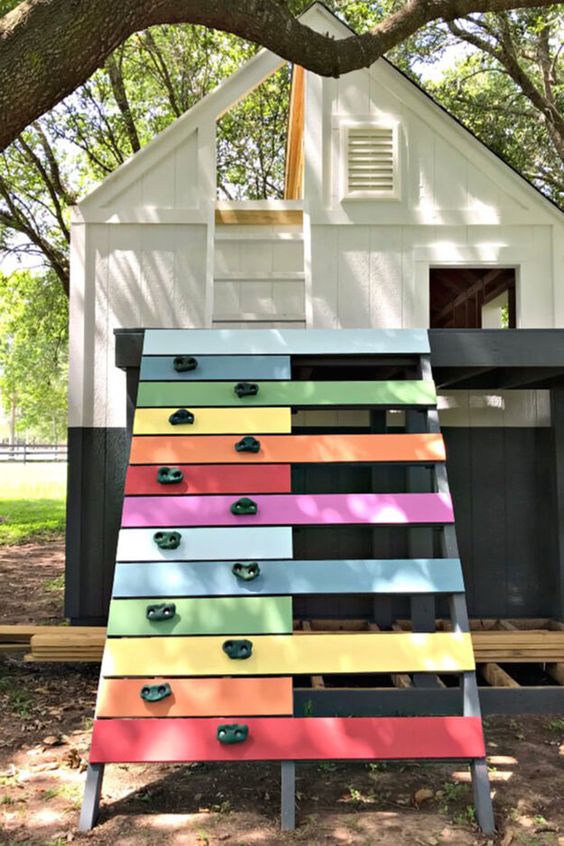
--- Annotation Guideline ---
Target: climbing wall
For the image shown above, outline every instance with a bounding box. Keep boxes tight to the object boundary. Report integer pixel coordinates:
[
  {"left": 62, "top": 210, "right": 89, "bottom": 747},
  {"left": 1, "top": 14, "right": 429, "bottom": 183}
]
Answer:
[{"left": 80, "top": 328, "right": 493, "bottom": 832}]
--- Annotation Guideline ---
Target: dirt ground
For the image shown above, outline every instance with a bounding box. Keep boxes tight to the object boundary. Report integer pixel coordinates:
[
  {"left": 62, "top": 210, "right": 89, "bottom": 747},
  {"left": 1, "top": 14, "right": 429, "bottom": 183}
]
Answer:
[{"left": 0, "top": 542, "right": 563, "bottom": 846}]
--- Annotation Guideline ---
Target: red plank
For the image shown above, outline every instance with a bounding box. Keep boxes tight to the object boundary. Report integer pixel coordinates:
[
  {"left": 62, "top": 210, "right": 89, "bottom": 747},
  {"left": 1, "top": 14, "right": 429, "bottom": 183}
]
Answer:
[
  {"left": 124, "top": 464, "right": 291, "bottom": 495},
  {"left": 90, "top": 716, "right": 485, "bottom": 763}
]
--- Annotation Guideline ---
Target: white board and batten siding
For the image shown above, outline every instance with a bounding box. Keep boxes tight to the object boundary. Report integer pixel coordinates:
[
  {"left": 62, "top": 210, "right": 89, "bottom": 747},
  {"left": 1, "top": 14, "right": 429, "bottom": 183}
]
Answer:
[{"left": 69, "top": 2, "right": 564, "bottom": 432}]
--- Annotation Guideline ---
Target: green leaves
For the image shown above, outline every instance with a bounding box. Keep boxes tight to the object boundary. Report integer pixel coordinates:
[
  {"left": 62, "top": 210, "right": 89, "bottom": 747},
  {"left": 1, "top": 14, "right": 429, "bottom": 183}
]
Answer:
[{"left": 0, "top": 269, "right": 68, "bottom": 441}]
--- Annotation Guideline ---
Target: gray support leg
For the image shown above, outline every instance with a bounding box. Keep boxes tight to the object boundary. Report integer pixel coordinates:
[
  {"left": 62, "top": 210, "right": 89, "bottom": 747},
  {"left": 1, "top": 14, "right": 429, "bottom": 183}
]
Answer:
[
  {"left": 471, "top": 758, "right": 495, "bottom": 834},
  {"left": 78, "top": 763, "right": 104, "bottom": 832},
  {"left": 280, "top": 761, "right": 296, "bottom": 831}
]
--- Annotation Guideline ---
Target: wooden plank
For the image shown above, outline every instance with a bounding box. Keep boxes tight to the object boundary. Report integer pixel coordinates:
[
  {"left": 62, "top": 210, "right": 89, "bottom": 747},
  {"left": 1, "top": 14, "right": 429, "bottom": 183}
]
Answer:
[
  {"left": 112, "top": 558, "right": 465, "bottom": 599},
  {"left": 101, "top": 632, "right": 475, "bottom": 676},
  {"left": 140, "top": 355, "right": 291, "bottom": 382},
  {"left": 143, "top": 328, "right": 430, "bottom": 356},
  {"left": 122, "top": 492, "right": 454, "bottom": 528},
  {"left": 95, "top": 677, "right": 293, "bottom": 718},
  {"left": 136, "top": 380, "right": 437, "bottom": 409},
  {"left": 124, "top": 464, "right": 292, "bottom": 496},
  {"left": 130, "top": 433, "right": 446, "bottom": 465},
  {"left": 116, "top": 526, "right": 293, "bottom": 562},
  {"left": 107, "top": 596, "right": 292, "bottom": 636},
  {"left": 133, "top": 407, "right": 291, "bottom": 436},
  {"left": 89, "top": 716, "right": 485, "bottom": 763},
  {"left": 215, "top": 209, "right": 303, "bottom": 225}
]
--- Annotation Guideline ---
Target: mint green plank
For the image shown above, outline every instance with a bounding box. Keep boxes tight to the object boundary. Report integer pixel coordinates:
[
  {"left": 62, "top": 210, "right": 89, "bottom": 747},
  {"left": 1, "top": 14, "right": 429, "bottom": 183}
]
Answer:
[
  {"left": 107, "top": 596, "right": 292, "bottom": 636},
  {"left": 137, "top": 380, "right": 436, "bottom": 409}
]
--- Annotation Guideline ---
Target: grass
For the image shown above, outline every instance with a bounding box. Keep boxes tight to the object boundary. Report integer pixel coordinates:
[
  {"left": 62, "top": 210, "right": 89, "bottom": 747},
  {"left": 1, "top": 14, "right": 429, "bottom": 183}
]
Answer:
[{"left": 0, "top": 462, "right": 66, "bottom": 545}]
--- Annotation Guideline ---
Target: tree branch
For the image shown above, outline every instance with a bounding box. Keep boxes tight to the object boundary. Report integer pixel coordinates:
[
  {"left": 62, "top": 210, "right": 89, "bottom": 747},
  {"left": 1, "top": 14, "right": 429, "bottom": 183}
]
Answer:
[{"left": 0, "top": 0, "right": 561, "bottom": 151}]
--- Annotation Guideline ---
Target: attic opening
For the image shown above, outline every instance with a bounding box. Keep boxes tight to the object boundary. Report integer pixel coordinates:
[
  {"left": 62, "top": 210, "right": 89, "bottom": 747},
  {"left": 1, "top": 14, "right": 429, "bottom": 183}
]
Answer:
[
  {"left": 430, "top": 268, "right": 516, "bottom": 329},
  {"left": 216, "top": 63, "right": 303, "bottom": 201}
]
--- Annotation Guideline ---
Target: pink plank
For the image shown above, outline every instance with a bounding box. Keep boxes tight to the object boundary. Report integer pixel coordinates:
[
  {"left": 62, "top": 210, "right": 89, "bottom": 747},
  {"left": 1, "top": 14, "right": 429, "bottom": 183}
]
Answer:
[
  {"left": 122, "top": 492, "right": 453, "bottom": 527},
  {"left": 90, "top": 716, "right": 485, "bottom": 763}
]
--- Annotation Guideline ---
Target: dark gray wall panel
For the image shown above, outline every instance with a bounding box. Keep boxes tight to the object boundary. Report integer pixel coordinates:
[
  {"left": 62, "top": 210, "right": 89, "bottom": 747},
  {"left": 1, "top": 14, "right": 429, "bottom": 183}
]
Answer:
[
  {"left": 65, "top": 425, "right": 558, "bottom": 624},
  {"left": 443, "top": 427, "right": 557, "bottom": 618},
  {"left": 65, "top": 427, "right": 129, "bottom": 624}
]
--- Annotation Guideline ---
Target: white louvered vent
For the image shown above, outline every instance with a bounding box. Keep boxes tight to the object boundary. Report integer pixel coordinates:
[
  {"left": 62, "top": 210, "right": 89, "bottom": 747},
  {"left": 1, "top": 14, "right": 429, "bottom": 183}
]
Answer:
[{"left": 344, "top": 125, "right": 398, "bottom": 198}]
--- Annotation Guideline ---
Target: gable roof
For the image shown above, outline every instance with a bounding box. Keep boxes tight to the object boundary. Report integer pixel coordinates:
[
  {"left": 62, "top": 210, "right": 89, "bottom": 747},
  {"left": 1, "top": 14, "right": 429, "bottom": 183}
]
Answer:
[
  {"left": 308, "top": 2, "right": 562, "bottom": 216},
  {"left": 78, "top": 0, "right": 562, "bottom": 220}
]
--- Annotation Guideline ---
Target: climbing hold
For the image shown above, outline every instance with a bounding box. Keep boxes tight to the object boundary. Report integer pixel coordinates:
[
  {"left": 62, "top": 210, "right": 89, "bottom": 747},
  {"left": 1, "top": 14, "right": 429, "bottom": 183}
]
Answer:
[
  {"left": 216, "top": 724, "right": 249, "bottom": 745},
  {"left": 232, "top": 561, "right": 261, "bottom": 581},
  {"left": 146, "top": 602, "right": 176, "bottom": 622},
  {"left": 234, "top": 382, "right": 259, "bottom": 398},
  {"left": 173, "top": 355, "right": 198, "bottom": 372},
  {"left": 222, "top": 639, "right": 253, "bottom": 660},
  {"left": 234, "top": 436, "right": 261, "bottom": 453},
  {"left": 169, "top": 408, "right": 194, "bottom": 426},
  {"left": 157, "top": 466, "right": 184, "bottom": 485},
  {"left": 140, "top": 683, "right": 172, "bottom": 703},
  {"left": 230, "top": 497, "right": 258, "bottom": 516},
  {"left": 153, "top": 530, "right": 182, "bottom": 550}
]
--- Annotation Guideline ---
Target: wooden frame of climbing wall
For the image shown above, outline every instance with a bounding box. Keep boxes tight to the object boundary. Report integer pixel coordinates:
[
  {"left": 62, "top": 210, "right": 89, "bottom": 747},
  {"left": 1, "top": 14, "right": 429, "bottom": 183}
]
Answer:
[{"left": 80, "top": 328, "right": 494, "bottom": 833}]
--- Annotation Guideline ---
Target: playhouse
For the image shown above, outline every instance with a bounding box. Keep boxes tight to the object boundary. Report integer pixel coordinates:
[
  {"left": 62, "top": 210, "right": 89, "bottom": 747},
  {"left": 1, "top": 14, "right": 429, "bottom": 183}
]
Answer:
[{"left": 67, "top": 4, "right": 564, "bottom": 710}]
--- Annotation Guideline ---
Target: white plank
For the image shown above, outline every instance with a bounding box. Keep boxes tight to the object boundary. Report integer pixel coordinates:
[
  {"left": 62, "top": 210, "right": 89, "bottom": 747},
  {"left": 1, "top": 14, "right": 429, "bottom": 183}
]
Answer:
[
  {"left": 143, "top": 327, "right": 430, "bottom": 354},
  {"left": 116, "top": 526, "right": 293, "bottom": 562}
]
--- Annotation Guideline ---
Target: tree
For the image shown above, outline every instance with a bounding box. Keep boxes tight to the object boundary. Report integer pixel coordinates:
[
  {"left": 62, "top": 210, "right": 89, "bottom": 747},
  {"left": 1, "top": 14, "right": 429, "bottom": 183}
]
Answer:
[
  {"left": 0, "top": 269, "right": 68, "bottom": 441},
  {"left": 433, "top": 9, "right": 563, "bottom": 203},
  {"left": 1, "top": 0, "right": 561, "bottom": 154},
  {"left": 0, "top": 25, "right": 290, "bottom": 293}
]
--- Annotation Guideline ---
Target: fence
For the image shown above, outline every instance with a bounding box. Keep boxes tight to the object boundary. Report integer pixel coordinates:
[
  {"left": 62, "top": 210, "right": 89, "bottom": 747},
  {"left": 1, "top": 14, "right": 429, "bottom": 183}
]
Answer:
[{"left": 0, "top": 443, "right": 68, "bottom": 462}]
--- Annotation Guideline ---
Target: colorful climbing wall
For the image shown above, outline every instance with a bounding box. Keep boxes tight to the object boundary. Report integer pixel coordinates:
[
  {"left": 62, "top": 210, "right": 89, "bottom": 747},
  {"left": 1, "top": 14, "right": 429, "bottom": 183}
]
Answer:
[{"left": 80, "top": 329, "right": 493, "bottom": 832}]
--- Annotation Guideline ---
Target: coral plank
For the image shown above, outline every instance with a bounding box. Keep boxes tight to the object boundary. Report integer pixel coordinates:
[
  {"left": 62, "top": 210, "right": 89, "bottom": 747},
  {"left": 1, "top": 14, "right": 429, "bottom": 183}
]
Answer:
[
  {"left": 124, "top": 464, "right": 291, "bottom": 495},
  {"left": 90, "top": 716, "right": 485, "bottom": 763}
]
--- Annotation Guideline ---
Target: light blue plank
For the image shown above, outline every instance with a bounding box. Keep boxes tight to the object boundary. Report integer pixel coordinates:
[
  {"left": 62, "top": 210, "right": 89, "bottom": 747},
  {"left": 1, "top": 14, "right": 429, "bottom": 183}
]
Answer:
[
  {"left": 112, "top": 558, "right": 464, "bottom": 597},
  {"left": 143, "top": 329, "right": 430, "bottom": 356},
  {"left": 116, "top": 527, "right": 293, "bottom": 562},
  {"left": 140, "top": 355, "right": 291, "bottom": 381}
]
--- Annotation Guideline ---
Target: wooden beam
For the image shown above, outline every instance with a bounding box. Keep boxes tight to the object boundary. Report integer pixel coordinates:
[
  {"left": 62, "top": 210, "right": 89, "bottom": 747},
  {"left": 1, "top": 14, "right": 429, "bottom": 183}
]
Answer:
[
  {"left": 284, "top": 65, "right": 304, "bottom": 201},
  {"left": 481, "top": 663, "right": 520, "bottom": 688},
  {"left": 215, "top": 209, "right": 303, "bottom": 225}
]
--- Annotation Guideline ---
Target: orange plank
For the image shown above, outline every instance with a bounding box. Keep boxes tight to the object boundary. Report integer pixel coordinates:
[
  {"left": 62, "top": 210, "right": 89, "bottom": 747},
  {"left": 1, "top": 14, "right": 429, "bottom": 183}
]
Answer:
[
  {"left": 96, "top": 677, "right": 293, "bottom": 718},
  {"left": 130, "top": 433, "right": 445, "bottom": 465}
]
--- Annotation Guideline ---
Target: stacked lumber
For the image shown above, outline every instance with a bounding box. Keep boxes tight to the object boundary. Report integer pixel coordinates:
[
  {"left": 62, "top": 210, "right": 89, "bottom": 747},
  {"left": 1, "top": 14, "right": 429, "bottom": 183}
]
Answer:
[
  {"left": 26, "top": 629, "right": 105, "bottom": 662},
  {"left": 2, "top": 622, "right": 564, "bottom": 666}
]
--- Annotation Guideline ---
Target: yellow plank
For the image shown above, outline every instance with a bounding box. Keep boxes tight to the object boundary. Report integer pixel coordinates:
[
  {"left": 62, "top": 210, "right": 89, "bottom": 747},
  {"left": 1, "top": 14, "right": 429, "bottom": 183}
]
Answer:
[
  {"left": 133, "top": 407, "right": 291, "bottom": 435},
  {"left": 101, "top": 632, "right": 475, "bottom": 677}
]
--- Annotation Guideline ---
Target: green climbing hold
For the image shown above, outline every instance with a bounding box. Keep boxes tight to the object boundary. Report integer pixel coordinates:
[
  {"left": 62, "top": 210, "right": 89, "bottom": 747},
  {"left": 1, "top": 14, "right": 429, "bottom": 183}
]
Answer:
[
  {"left": 216, "top": 724, "right": 249, "bottom": 744},
  {"left": 153, "top": 530, "right": 182, "bottom": 550},
  {"left": 234, "top": 436, "right": 261, "bottom": 453},
  {"left": 140, "top": 683, "right": 172, "bottom": 703},
  {"left": 230, "top": 497, "right": 258, "bottom": 516},
  {"left": 157, "top": 466, "right": 184, "bottom": 485},
  {"left": 169, "top": 408, "right": 194, "bottom": 426},
  {"left": 234, "top": 382, "right": 259, "bottom": 398},
  {"left": 173, "top": 355, "right": 198, "bottom": 372},
  {"left": 146, "top": 602, "right": 176, "bottom": 622},
  {"left": 232, "top": 561, "right": 261, "bottom": 581},
  {"left": 222, "top": 639, "right": 253, "bottom": 660}
]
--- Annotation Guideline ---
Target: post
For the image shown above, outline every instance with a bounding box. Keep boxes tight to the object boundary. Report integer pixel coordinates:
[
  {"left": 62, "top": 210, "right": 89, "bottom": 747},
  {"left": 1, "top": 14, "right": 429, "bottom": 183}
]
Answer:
[
  {"left": 79, "top": 763, "right": 105, "bottom": 831},
  {"left": 280, "top": 761, "right": 296, "bottom": 831}
]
